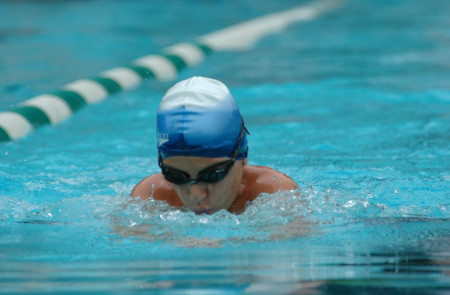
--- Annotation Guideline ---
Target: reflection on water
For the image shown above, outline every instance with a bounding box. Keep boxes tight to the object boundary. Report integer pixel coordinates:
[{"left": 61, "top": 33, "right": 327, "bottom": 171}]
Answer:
[{"left": 1, "top": 188, "right": 449, "bottom": 293}]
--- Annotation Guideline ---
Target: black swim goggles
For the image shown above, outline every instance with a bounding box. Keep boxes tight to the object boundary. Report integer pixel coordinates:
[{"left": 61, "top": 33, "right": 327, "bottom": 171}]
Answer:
[{"left": 158, "top": 124, "right": 246, "bottom": 185}]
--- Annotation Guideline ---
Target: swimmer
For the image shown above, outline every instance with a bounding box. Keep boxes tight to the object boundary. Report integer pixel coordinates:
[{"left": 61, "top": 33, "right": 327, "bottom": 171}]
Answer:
[{"left": 131, "top": 76, "right": 298, "bottom": 214}]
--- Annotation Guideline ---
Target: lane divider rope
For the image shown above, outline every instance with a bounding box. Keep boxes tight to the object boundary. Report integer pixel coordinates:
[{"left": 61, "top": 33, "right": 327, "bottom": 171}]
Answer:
[{"left": 0, "top": 0, "right": 343, "bottom": 142}]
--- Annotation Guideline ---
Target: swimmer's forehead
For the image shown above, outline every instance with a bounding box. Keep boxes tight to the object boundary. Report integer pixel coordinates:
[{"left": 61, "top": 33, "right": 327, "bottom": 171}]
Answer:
[{"left": 164, "top": 155, "right": 231, "bottom": 164}]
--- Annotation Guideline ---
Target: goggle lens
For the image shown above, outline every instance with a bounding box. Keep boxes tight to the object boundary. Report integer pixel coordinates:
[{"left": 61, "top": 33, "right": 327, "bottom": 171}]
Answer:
[{"left": 161, "top": 160, "right": 232, "bottom": 185}]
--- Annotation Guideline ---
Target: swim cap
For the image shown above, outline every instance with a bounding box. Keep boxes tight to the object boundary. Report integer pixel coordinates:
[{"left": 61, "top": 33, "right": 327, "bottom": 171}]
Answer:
[{"left": 157, "top": 76, "right": 248, "bottom": 160}]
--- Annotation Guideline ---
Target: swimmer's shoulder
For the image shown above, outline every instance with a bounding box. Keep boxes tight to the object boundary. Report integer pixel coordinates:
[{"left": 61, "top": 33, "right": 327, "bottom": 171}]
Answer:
[
  {"left": 244, "top": 165, "right": 298, "bottom": 194},
  {"left": 230, "top": 165, "right": 298, "bottom": 213},
  {"left": 241, "top": 165, "right": 298, "bottom": 197},
  {"left": 130, "top": 173, "right": 182, "bottom": 205}
]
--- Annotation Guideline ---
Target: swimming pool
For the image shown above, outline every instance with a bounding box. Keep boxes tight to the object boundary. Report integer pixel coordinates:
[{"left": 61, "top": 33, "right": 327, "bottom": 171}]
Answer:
[{"left": 1, "top": 0, "right": 449, "bottom": 294}]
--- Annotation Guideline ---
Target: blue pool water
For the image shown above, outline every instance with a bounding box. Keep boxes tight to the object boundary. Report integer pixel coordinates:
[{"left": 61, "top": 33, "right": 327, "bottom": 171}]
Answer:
[{"left": 1, "top": 0, "right": 449, "bottom": 294}]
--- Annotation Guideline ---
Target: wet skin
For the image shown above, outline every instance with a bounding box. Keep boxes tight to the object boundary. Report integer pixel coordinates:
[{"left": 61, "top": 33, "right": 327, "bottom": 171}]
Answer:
[{"left": 131, "top": 156, "right": 298, "bottom": 214}]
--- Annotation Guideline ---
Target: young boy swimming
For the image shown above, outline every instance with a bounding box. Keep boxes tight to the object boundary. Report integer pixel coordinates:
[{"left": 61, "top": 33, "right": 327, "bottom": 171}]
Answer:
[{"left": 131, "top": 76, "right": 297, "bottom": 214}]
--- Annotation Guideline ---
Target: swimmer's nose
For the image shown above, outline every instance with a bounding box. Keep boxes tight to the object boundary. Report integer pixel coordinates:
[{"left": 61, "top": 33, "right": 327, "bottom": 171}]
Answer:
[{"left": 189, "top": 183, "right": 208, "bottom": 201}]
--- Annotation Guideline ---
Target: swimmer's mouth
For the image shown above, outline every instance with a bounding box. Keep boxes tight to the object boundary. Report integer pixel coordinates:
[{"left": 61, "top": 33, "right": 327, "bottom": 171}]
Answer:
[{"left": 194, "top": 209, "right": 213, "bottom": 215}]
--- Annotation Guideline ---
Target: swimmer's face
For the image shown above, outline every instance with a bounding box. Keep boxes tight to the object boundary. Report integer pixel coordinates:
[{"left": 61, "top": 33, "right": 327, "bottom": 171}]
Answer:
[{"left": 162, "top": 156, "right": 246, "bottom": 214}]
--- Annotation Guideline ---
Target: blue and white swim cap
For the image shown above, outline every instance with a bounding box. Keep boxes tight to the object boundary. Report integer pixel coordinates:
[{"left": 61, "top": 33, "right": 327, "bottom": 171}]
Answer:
[{"left": 157, "top": 76, "right": 248, "bottom": 160}]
